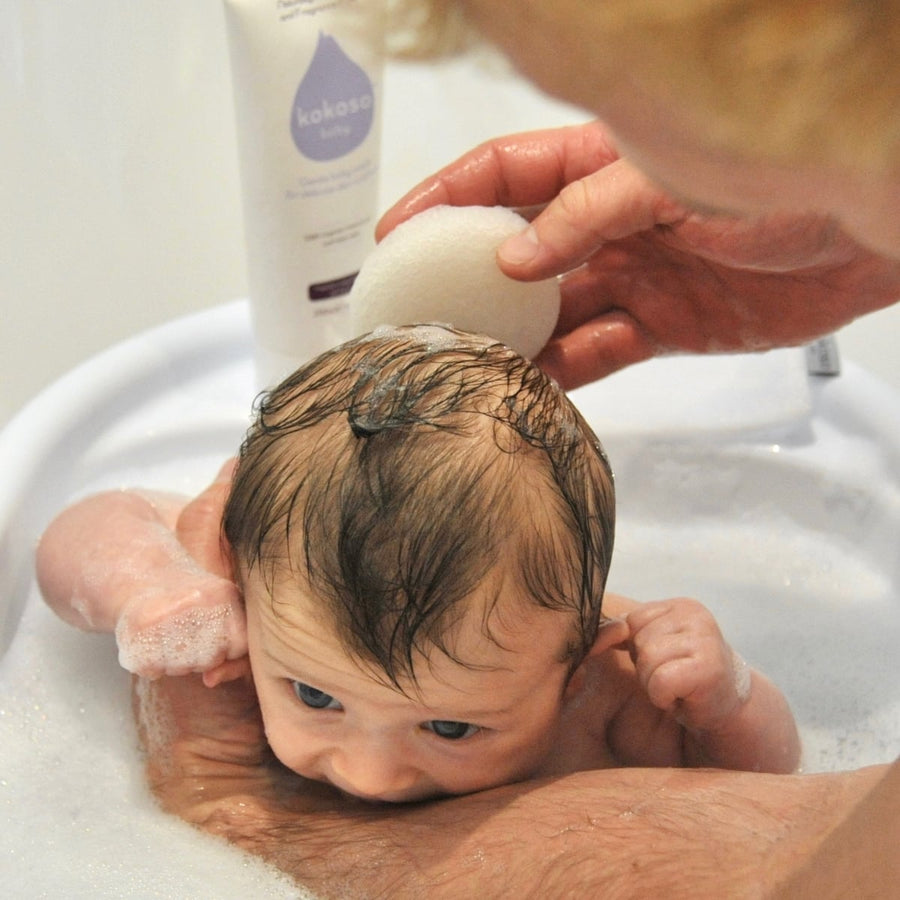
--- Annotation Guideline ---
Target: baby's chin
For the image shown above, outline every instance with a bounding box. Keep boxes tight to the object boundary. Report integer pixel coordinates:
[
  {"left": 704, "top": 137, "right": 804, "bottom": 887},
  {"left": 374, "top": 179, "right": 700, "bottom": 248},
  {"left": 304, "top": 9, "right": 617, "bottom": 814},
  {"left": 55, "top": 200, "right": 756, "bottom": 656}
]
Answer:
[
  {"left": 281, "top": 757, "right": 517, "bottom": 804},
  {"left": 314, "top": 774, "right": 489, "bottom": 806},
  {"left": 334, "top": 785, "right": 447, "bottom": 805}
]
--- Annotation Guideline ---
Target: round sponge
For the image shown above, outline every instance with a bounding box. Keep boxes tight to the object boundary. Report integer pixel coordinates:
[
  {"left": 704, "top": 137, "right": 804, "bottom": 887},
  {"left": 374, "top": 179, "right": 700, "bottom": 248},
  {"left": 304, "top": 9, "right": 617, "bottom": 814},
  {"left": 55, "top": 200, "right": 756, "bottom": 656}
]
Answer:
[{"left": 349, "top": 205, "right": 560, "bottom": 358}]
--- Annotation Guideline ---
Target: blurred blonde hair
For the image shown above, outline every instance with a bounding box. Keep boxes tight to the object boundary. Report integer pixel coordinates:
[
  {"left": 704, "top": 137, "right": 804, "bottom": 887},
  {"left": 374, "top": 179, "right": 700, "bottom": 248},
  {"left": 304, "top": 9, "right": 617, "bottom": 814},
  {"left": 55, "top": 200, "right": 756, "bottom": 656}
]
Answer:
[
  {"left": 594, "top": 0, "right": 900, "bottom": 174},
  {"left": 388, "top": 0, "right": 900, "bottom": 174},
  {"left": 385, "top": 0, "right": 476, "bottom": 58}
]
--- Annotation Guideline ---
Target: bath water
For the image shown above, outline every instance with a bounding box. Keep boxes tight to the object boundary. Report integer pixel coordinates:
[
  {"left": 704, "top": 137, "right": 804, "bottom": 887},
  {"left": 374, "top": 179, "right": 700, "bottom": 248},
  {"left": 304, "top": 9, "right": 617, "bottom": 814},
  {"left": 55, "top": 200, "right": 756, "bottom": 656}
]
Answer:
[
  {"left": 0, "top": 586, "right": 307, "bottom": 898},
  {"left": 0, "top": 454, "right": 310, "bottom": 898},
  {"left": 3, "top": 461, "right": 897, "bottom": 897}
]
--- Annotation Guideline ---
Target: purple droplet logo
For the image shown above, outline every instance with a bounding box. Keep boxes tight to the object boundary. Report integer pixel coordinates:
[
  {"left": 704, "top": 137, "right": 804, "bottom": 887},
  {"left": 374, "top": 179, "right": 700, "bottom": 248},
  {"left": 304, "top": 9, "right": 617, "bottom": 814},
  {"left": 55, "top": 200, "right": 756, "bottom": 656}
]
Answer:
[{"left": 290, "top": 32, "right": 375, "bottom": 161}]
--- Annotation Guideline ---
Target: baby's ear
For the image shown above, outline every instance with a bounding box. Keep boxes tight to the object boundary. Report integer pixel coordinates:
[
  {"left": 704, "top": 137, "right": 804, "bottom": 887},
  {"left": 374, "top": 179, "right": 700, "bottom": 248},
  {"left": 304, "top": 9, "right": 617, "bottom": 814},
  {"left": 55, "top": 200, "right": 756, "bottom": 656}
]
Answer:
[
  {"left": 590, "top": 617, "right": 630, "bottom": 657},
  {"left": 564, "top": 618, "right": 630, "bottom": 701}
]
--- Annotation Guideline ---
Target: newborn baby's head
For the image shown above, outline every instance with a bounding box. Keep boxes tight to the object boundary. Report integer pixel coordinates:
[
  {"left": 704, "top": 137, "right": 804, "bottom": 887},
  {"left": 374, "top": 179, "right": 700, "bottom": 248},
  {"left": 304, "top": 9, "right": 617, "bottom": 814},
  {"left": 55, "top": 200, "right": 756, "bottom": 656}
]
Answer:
[
  {"left": 224, "top": 325, "right": 615, "bottom": 802},
  {"left": 350, "top": 205, "right": 560, "bottom": 358}
]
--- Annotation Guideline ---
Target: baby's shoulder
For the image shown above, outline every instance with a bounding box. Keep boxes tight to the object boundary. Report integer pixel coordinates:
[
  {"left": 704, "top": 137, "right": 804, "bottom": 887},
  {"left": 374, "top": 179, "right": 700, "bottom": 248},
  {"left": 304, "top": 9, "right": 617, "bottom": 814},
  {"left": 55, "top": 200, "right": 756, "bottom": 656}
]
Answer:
[
  {"left": 574, "top": 650, "right": 684, "bottom": 767},
  {"left": 562, "top": 650, "right": 637, "bottom": 735},
  {"left": 544, "top": 652, "right": 638, "bottom": 774}
]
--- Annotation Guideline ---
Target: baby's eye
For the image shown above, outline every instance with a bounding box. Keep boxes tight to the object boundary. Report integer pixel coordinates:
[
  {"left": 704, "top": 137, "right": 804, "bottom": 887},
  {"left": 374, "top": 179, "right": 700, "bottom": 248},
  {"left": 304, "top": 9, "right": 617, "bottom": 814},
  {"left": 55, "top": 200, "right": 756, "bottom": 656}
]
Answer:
[
  {"left": 424, "top": 720, "right": 480, "bottom": 741},
  {"left": 292, "top": 681, "right": 343, "bottom": 710}
]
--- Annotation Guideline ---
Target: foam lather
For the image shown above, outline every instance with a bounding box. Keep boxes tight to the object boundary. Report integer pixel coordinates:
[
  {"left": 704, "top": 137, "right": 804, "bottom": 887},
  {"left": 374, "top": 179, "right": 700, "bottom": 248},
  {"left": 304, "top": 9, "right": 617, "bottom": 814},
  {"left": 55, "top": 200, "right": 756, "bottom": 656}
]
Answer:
[{"left": 350, "top": 205, "right": 560, "bottom": 358}]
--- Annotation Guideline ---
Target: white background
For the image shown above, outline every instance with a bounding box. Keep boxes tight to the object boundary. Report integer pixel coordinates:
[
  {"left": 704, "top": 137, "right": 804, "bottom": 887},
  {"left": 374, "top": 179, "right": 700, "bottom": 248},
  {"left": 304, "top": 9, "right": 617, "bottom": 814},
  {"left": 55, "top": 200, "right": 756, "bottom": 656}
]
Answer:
[{"left": 3, "top": 0, "right": 900, "bottom": 427}]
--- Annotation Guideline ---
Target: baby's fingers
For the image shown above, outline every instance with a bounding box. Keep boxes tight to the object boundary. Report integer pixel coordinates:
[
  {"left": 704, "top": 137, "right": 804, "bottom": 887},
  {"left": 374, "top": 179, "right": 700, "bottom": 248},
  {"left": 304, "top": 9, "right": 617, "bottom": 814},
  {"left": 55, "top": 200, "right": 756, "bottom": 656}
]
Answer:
[
  {"left": 116, "top": 595, "right": 246, "bottom": 678},
  {"left": 642, "top": 652, "right": 710, "bottom": 714},
  {"left": 627, "top": 597, "right": 713, "bottom": 637},
  {"left": 203, "top": 657, "right": 252, "bottom": 688},
  {"left": 644, "top": 638, "right": 747, "bottom": 728}
]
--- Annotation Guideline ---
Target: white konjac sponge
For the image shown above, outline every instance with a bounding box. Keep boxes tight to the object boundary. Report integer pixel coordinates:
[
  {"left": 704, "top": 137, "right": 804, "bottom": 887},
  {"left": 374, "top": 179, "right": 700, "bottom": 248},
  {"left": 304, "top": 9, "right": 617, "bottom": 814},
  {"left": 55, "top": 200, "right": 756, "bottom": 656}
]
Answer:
[{"left": 349, "top": 205, "right": 560, "bottom": 358}]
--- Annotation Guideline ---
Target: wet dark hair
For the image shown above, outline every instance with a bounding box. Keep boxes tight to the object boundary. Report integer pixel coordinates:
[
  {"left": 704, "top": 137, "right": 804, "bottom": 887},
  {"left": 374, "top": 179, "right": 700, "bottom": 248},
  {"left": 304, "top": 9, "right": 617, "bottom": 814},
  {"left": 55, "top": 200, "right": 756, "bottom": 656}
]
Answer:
[{"left": 223, "top": 325, "right": 615, "bottom": 686}]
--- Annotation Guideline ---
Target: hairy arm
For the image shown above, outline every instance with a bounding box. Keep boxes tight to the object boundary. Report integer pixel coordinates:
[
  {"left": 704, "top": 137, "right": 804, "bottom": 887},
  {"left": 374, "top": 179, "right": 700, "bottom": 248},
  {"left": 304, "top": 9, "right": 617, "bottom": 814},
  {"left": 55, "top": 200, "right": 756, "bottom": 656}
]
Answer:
[{"left": 136, "top": 670, "right": 889, "bottom": 899}]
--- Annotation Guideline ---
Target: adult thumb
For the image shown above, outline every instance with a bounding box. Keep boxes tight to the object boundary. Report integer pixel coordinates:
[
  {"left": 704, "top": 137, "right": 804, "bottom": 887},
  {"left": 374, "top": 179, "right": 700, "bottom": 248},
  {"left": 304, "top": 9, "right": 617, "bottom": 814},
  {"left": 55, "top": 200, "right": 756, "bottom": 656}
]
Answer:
[{"left": 498, "top": 159, "right": 675, "bottom": 280}]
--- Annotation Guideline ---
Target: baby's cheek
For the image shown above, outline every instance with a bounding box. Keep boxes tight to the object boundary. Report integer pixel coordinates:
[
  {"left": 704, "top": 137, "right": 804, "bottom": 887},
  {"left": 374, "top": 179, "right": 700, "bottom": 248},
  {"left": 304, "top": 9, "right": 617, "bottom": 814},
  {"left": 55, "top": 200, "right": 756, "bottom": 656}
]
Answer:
[
  {"left": 258, "top": 704, "right": 320, "bottom": 779},
  {"left": 477, "top": 732, "right": 556, "bottom": 788}
]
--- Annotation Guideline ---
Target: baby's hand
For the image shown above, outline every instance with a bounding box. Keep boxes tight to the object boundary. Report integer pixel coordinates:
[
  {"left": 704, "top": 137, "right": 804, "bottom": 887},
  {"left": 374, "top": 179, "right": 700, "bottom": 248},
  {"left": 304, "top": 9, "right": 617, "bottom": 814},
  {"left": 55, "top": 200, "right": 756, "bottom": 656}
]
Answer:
[
  {"left": 626, "top": 598, "right": 750, "bottom": 732},
  {"left": 116, "top": 462, "right": 247, "bottom": 686},
  {"left": 114, "top": 560, "right": 247, "bottom": 683}
]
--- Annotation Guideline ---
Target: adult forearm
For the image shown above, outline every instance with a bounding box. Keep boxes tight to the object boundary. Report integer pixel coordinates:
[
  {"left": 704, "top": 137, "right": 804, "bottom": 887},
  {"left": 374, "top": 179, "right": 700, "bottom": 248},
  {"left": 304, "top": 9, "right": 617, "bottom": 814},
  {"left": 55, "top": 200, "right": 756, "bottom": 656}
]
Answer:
[
  {"left": 136, "top": 674, "right": 887, "bottom": 899},
  {"left": 775, "top": 757, "right": 900, "bottom": 899},
  {"left": 188, "top": 768, "right": 885, "bottom": 899}
]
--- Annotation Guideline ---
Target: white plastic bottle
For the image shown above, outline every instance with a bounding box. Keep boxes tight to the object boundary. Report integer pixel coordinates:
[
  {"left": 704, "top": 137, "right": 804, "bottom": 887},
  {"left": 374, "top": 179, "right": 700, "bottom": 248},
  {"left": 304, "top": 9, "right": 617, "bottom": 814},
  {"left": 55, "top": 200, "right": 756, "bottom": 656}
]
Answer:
[{"left": 223, "top": 0, "right": 385, "bottom": 387}]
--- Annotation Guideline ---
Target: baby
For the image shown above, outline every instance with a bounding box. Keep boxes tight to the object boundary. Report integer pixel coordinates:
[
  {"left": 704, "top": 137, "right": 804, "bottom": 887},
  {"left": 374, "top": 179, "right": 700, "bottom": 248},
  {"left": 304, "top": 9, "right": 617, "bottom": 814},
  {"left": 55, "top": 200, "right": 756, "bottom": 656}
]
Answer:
[{"left": 37, "top": 325, "right": 799, "bottom": 802}]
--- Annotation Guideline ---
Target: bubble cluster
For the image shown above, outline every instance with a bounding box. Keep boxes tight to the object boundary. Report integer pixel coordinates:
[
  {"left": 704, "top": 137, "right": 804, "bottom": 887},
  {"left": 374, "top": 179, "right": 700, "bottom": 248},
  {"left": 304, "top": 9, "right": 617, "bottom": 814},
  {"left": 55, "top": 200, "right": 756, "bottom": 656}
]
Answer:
[{"left": 116, "top": 603, "right": 234, "bottom": 676}]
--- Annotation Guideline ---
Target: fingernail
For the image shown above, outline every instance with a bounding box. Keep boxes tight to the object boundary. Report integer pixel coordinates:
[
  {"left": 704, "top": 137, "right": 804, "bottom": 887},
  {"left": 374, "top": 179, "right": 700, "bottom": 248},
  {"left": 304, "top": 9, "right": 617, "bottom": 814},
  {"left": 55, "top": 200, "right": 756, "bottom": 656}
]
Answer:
[{"left": 499, "top": 225, "right": 541, "bottom": 266}]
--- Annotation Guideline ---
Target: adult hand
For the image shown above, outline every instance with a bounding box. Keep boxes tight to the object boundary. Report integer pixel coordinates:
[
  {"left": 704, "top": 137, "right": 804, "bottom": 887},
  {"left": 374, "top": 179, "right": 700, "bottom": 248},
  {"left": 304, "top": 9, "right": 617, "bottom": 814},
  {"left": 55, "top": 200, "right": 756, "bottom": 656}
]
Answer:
[{"left": 378, "top": 122, "right": 900, "bottom": 389}]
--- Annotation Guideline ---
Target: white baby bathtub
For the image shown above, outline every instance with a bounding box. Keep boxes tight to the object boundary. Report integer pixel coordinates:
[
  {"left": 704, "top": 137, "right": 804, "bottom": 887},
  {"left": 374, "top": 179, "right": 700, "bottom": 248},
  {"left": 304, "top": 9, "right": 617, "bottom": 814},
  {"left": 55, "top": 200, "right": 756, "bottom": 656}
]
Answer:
[
  {"left": 0, "top": 300, "right": 898, "bottom": 896},
  {"left": 5, "top": 3, "right": 900, "bottom": 890}
]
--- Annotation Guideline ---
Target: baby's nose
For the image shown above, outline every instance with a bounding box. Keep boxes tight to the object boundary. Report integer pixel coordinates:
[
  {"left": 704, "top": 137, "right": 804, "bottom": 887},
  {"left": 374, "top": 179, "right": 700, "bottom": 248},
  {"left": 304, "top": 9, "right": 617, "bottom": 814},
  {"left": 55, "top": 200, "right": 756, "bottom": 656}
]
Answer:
[{"left": 329, "top": 743, "right": 420, "bottom": 801}]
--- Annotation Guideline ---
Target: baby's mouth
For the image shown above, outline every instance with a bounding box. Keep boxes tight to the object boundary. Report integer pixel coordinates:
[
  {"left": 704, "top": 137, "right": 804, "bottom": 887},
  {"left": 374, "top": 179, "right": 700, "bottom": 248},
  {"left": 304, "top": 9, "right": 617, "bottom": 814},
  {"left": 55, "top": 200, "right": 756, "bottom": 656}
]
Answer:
[{"left": 324, "top": 776, "right": 446, "bottom": 806}]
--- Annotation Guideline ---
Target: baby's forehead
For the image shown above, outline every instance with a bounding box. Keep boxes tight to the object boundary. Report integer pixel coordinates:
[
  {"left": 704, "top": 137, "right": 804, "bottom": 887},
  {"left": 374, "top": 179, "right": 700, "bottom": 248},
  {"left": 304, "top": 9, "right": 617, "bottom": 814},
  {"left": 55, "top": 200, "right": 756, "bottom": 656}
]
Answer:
[
  {"left": 399, "top": 588, "right": 580, "bottom": 695},
  {"left": 259, "top": 565, "right": 576, "bottom": 691}
]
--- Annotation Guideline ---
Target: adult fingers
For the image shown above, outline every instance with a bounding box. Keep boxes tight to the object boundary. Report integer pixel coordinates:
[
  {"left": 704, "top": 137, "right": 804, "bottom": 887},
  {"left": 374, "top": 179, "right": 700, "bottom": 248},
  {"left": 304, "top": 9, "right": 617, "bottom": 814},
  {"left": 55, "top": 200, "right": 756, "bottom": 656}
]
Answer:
[
  {"left": 535, "top": 312, "right": 656, "bottom": 388},
  {"left": 375, "top": 122, "right": 621, "bottom": 240},
  {"left": 497, "top": 160, "right": 685, "bottom": 281}
]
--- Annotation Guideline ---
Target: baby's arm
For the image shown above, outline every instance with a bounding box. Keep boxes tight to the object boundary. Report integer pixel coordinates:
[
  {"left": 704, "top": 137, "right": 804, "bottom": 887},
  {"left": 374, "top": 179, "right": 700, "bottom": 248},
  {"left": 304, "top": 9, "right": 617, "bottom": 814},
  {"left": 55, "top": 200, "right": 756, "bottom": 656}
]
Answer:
[
  {"left": 36, "top": 463, "right": 246, "bottom": 684},
  {"left": 606, "top": 596, "right": 800, "bottom": 774}
]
